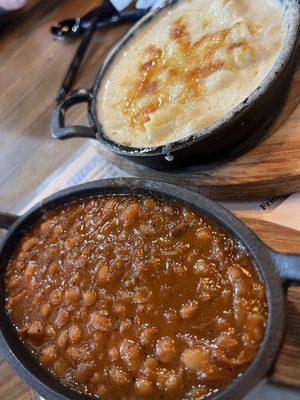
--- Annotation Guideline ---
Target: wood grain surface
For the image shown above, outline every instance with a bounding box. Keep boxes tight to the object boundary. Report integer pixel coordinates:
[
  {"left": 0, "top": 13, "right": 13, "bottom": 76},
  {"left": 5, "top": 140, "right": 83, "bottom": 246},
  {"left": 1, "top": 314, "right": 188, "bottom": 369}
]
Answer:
[
  {"left": 101, "top": 63, "right": 300, "bottom": 200},
  {"left": 0, "top": 0, "right": 129, "bottom": 213},
  {"left": 0, "top": 1, "right": 300, "bottom": 399}
]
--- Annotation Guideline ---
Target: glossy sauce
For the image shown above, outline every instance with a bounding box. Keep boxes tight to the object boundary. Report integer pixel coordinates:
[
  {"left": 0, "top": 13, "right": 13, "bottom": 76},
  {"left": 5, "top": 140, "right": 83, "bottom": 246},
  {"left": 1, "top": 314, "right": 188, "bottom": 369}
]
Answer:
[{"left": 6, "top": 195, "right": 268, "bottom": 399}]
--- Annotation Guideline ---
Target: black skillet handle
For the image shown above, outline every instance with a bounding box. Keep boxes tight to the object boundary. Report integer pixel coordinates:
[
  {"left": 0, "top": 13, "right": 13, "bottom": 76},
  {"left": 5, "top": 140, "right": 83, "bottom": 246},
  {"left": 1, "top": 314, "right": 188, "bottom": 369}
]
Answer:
[
  {"left": 0, "top": 212, "right": 19, "bottom": 230},
  {"left": 51, "top": 89, "right": 96, "bottom": 140},
  {"left": 272, "top": 251, "right": 300, "bottom": 282},
  {"left": 270, "top": 250, "right": 300, "bottom": 387}
]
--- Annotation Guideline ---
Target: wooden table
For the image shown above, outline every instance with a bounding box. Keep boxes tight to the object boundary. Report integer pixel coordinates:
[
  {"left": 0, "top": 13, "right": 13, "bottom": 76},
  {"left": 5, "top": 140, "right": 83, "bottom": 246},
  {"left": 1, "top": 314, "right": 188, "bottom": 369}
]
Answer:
[{"left": 0, "top": 1, "right": 300, "bottom": 399}]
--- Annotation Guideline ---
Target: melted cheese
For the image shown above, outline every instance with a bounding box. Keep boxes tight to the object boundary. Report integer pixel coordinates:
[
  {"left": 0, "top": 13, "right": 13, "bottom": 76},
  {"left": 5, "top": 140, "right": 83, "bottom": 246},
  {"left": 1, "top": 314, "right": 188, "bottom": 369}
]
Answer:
[{"left": 98, "top": 0, "right": 285, "bottom": 148}]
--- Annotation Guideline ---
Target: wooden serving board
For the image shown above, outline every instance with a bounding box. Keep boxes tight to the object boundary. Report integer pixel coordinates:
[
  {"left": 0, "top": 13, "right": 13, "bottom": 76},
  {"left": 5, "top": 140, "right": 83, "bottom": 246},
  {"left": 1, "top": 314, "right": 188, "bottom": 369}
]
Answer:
[
  {"left": 239, "top": 216, "right": 300, "bottom": 388},
  {"left": 100, "top": 62, "right": 300, "bottom": 200}
]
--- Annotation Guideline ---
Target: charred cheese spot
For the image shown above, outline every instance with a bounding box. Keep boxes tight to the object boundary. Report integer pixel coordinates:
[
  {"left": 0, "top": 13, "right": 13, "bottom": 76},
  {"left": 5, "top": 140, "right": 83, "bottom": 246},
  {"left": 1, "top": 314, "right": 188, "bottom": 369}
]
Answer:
[{"left": 121, "top": 19, "right": 253, "bottom": 132}]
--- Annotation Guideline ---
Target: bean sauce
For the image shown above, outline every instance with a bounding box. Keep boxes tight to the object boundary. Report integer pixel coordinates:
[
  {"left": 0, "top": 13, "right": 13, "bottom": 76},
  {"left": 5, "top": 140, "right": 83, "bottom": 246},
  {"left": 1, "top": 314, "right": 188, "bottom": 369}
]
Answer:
[{"left": 5, "top": 195, "right": 268, "bottom": 399}]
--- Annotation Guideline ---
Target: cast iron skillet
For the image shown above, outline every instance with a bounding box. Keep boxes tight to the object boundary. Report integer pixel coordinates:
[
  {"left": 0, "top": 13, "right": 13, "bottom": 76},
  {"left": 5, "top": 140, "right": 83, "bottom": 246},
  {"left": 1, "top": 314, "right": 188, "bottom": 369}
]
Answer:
[
  {"left": 0, "top": 178, "right": 300, "bottom": 400},
  {"left": 51, "top": 0, "right": 300, "bottom": 169}
]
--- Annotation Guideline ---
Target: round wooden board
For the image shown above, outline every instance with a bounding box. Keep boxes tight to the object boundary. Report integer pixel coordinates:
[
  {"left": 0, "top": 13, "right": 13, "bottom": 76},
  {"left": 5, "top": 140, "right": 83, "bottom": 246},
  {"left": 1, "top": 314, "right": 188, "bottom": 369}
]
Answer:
[
  {"left": 99, "top": 62, "right": 300, "bottom": 200},
  {"left": 237, "top": 216, "right": 300, "bottom": 388}
]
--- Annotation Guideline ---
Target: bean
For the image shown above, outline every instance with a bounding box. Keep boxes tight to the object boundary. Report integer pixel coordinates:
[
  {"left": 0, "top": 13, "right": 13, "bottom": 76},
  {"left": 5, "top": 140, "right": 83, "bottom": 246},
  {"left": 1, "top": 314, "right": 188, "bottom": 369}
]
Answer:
[
  {"left": 228, "top": 265, "right": 252, "bottom": 296},
  {"left": 40, "top": 345, "right": 57, "bottom": 365},
  {"left": 181, "top": 347, "right": 217, "bottom": 379},
  {"left": 11, "top": 290, "right": 26, "bottom": 306},
  {"left": 24, "top": 262, "right": 36, "bottom": 281},
  {"left": 97, "top": 263, "right": 109, "bottom": 284},
  {"left": 221, "top": 289, "right": 232, "bottom": 307},
  {"left": 180, "top": 301, "right": 198, "bottom": 319},
  {"left": 213, "top": 347, "right": 255, "bottom": 367},
  {"left": 108, "top": 257, "right": 124, "bottom": 282},
  {"left": 18, "top": 325, "right": 29, "bottom": 334},
  {"left": 55, "top": 310, "right": 69, "bottom": 327},
  {"left": 235, "top": 279, "right": 252, "bottom": 297},
  {"left": 119, "top": 319, "right": 132, "bottom": 333},
  {"left": 170, "top": 221, "right": 185, "bottom": 237},
  {"left": 66, "top": 344, "right": 92, "bottom": 362},
  {"left": 7, "top": 277, "right": 19, "bottom": 289},
  {"left": 103, "top": 198, "right": 117, "bottom": 215},
  {"left": 228, "top": 265, "right": 243, "bottom": 282},
  {"left": 165, "top": 372, "right": 181, "bottom": 391},
  {"left": 157, "top": 370, "right": 181, "bottom": 391},
  {"left": 45, "top": 325, "right": 56, "bottom": 338},
  {"left": 84, "top": 200, "right": 96, "bottom": 211},
  {"left": 16, "top": 261, "right": 26, "bottom": 271},
  {"left": 70, "top": 272, "right": 81, "bottom": 286},
  {"left": 161, "top": 244, "right": 186, "bottom": 257},
  {"left": 155, "top": 337, "right": 177, "bottom": 363},
  {"left": 90, "top": 312, "right": 112, "bottom": 332},
  {"left": 68, "top": 324, "right": 81, "bottom": 344},
  {"left": 53, "top": 225, "right": 64, "bottom": 235},
  {"left": 119, "top": 340, "right": 143, "bottom": 372},
  {"left": 254, "top": 283, "right": 266, "bottom": 301},
  {"left": 139, "top": 223, "right": 156, "bottom": 237},
  {"left": 96, "top": 384, "right": 108, "bottom": 396},
  {"left": 48, "top": 261, "right": 59, "bottom": 275},
  {"left": 163, "top": 205, "right": 173, "bottom": 215},
  {"left": 118, "top": 230, "right": 128, "bottom": 242},
  {"left": 183, "top": 208, "right": 195, "bottom": 224},
  {"left": 74, "top": 363, "right": 95, "bottom": 384},
  {"left": 244, "top": 313, "right": 265, "bottom": 344},
  {"left": 140, "top": 327, "right": 157, "bottom": 346},
  {"left": 64, "top": 236, "right": 81, "bottom": 251},
  {"left": 64, "top": 287, "right": 80, "bottom": 304},
  {"left": 113, "top": 303, "right": 126, "bottom": 318},
  {"left": 90, "top": 372, "right": 102, "bottom": 384},
  {"left": 27, "top": 321, "right": 43, "bottom": 337},
  {"left": 83, "top": 290, "right": 97, "bottom": 305},
  {"left": 197, "top": 280, "right": 215, "bottom": 301},
  {"left": 196, "top": 228, "right": 212, "bottom": 243},
  {"left": 187, "top": 387, "right": 208, "bottom": 398},
  {"left": 101, "top": 221, "right": 115, "bottom": 235},
  {"left": 216, "top": 335, "right": 239, "bottom": 355},
  {"left": 133, "top": 287, "right": 152, "bottom": 304},
  {"left": 120, "top": 203, "right": 140, "bottom": 227},
  {"left": 164, "top": 309, "right": 177, "bottom": 324},
  {"left": 234, "top": 297, "right": 248, "bottom": 326},
  {"left": 186, "top": 249, "right": 198, "bottom": 264},
  {"left": 40, "top": 220, "right": 53, "bottom": 234},
  {"left": 193, "top": 259, "right": 210, "bottom": 275},
  {"left": 143, "top": 198, "right": 157, "bottom": 209},
  {"left": 143, "top": 357, "right": 157, "bottom": 369},
  {"left": 57, "top": 330, "right": 68, "bottom": 348},
  {"left": 109, "top": 366, "right": 128, "bottom": 385},
  {"left": 135, "top": 378, "right": 153, "bottom": 395},
  {"left": 49, "top": 289, "right": 63, "bottom": 306},
  {"left": 108, "top": 347, "right": 119, "bottom": 362},
  {"left": 17, "top": 252, "right": 27, "bottom": 262},
  {"left": 6, "top": 298, "right": 13, "bottom": 310},
  {"left": 52, "top": 359, "right": 68, "bottom": 377},
  {"left": 94, "top": 332, "right": 104, "bottom": 344},
  {"left": 21, "top": 237, "right": 36, "bottom": 252},
  {"left": 41, "top": 303, "right": 52, "bottom": 317}
]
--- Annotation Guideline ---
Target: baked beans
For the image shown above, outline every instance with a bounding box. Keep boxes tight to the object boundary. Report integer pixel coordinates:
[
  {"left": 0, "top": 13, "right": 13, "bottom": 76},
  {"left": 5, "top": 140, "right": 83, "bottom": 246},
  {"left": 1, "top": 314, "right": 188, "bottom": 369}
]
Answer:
[{"left": 5, "top": 195, "right": 267, "bottom": 399}]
